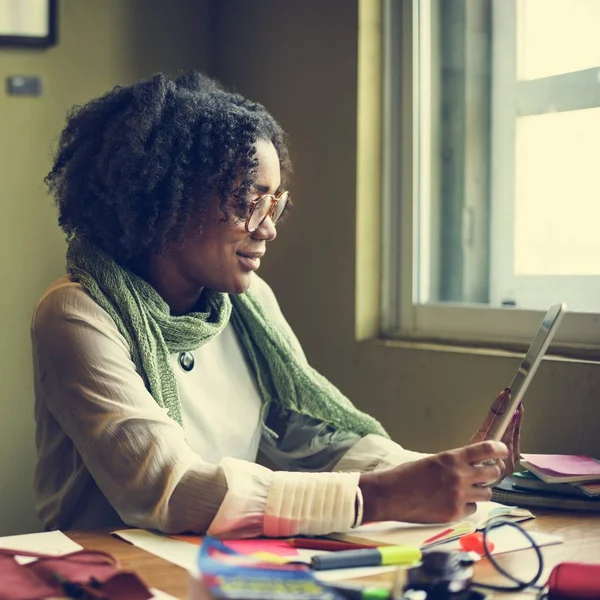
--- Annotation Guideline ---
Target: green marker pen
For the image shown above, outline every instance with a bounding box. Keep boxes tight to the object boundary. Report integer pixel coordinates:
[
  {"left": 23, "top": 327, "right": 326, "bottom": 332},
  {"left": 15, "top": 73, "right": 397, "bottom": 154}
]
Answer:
[
  {"left": 311, "top": 545, "right": 421, "bottom": 571},
  {"left": 329, "top": 583, "right": 391, "bottom": 600}
]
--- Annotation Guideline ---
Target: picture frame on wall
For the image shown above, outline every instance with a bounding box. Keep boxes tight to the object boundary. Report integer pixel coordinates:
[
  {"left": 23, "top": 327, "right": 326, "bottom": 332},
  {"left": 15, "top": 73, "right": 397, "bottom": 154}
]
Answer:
[{"left": 0, "top": 0, "right": 57, "bottom": 48}]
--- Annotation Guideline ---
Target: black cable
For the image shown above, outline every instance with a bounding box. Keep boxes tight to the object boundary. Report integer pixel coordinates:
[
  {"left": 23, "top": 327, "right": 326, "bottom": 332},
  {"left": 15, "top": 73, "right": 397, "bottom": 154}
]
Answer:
[{"left": 470, "top": 517, "right": 545, "bottom": 593}]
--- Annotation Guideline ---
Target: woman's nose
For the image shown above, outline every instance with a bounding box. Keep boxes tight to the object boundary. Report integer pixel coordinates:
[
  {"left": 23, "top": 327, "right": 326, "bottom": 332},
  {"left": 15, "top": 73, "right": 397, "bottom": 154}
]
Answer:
[{"left": 252, "top": 216, "right": 277, "bottom": 241}]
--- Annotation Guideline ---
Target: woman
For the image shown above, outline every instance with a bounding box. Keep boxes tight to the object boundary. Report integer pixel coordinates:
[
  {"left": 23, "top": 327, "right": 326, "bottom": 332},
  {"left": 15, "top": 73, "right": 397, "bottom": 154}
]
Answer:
[{"left": 32, "top": 72, "right": 520, "bottom": 537}]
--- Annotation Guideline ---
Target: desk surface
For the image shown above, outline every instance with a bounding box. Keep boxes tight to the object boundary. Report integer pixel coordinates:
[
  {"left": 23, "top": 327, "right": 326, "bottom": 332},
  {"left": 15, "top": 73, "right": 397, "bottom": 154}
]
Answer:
[{"left": 68, "top": 511, "right": 600, "bottom": 599}]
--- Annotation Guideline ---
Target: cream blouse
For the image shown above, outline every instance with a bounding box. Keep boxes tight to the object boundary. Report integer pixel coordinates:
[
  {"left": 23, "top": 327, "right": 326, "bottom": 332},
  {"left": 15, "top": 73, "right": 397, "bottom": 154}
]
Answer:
[{"left": 32, "top": 274, "right": 427, "bottom": 536}]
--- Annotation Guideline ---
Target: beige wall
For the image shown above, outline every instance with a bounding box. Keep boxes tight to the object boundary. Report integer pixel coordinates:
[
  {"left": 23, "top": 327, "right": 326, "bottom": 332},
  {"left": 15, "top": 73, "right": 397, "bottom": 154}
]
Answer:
[
  {"left": 211, "top": 0, "right": 600, "bottom": 455},
  {"left": 0, "top": 0, "right": 211, "bottom": 535}
]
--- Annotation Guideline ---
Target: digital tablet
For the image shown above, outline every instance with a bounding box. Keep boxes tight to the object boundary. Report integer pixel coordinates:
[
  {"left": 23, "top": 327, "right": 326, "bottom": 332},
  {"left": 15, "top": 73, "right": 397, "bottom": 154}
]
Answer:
[{"left": 484, "top": 302, "right": 567, "bottom": 442}]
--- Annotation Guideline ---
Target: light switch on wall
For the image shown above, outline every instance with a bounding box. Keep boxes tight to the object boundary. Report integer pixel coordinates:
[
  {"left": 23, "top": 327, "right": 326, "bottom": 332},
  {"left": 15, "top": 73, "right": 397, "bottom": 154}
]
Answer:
[{"left": 6, "top": 76, "right": 43, "bottom": 96}]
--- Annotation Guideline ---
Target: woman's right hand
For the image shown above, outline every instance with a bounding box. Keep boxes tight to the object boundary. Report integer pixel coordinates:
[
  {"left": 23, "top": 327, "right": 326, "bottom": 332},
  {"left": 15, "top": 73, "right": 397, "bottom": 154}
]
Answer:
[{"left": 359, "top": 441, "right": 508, "bottom": 524}]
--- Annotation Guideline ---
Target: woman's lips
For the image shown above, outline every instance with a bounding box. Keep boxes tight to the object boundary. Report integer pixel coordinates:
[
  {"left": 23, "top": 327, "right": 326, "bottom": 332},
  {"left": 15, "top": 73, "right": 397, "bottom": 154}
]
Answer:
[{"left": 236, "top": 251, "right": 263, "bottom": 271}]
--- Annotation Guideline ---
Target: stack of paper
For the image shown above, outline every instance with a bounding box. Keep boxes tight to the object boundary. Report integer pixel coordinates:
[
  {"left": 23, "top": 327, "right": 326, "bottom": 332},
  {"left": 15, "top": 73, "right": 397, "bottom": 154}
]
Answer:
[
  {"left": 492, "top": 454, "right": 600, "bottom": 511},
  {"left": 493, "top": 475, "right": 600, "bottom": 512},
  {"left": 520, "top": 454, "right": 600, "bottom": 491},
  {"left": 512, "top": 471, "right": 600, "bottom": 498}
]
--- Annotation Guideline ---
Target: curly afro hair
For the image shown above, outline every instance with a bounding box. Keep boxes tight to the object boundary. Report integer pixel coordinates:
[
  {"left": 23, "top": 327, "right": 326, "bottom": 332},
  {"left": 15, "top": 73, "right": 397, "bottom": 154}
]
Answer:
[{"left": 46, "top": 71, "right": 292, "bottom": 264}]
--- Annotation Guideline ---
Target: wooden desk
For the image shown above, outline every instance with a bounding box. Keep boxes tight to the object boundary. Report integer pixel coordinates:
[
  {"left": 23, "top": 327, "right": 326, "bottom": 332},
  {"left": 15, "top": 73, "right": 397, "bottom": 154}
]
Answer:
[{"left": 68, "top": 511, "right": 600, "bottom": 599}]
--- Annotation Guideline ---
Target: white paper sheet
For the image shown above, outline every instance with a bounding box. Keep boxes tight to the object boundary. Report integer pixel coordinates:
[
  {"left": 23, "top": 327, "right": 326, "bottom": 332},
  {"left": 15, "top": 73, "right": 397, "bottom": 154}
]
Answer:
[
  {"left": 115, "top": 528, "right": 198, "bottom": 572},
  {"left": 0, "top": 530, "right": 82, "bottom": 564}
]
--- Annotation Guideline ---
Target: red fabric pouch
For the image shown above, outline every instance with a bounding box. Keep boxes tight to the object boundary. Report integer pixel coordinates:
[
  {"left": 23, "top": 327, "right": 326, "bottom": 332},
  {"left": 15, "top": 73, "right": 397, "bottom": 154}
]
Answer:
[
  {"left": 0, "top": 547, "right": 152, "bottom": 599},
  {"left": 547, "top": 562, "right": 600, "bottom": 600}
]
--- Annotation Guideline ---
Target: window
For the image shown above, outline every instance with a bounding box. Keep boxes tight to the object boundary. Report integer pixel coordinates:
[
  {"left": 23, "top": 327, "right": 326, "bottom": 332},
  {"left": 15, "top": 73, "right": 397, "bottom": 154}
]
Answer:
[{"left": 382, "top": 0, "right": 600, "bottom": 352}]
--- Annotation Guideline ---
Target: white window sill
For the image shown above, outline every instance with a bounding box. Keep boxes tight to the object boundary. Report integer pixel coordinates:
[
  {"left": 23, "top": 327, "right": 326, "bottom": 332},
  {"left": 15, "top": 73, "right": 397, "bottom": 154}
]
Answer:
[{"left": 365, "top": 334, "right": 600, "bottom": 365}]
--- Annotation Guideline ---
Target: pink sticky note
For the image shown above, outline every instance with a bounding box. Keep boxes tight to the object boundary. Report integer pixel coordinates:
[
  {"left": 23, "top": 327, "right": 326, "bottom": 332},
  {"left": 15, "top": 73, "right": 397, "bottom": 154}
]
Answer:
[
  {"left": 225, "top": 539, "right": 299, "bottom": 557},
  {"left": 521, "top": 454, "right": 600, "bottom": 476},
  {"left": 171, "top": 535, "right": 299, "bottom": 557}
]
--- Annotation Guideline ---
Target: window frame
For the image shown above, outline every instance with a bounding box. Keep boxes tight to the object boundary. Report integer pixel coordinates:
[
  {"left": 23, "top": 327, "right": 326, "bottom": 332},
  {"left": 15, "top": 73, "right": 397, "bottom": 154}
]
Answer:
[
  {"left": 490, "top": 0, "right": 600, "bottom": 312},
  {"left": 380, "top": 0, "right": 600, "bottom": 358}
]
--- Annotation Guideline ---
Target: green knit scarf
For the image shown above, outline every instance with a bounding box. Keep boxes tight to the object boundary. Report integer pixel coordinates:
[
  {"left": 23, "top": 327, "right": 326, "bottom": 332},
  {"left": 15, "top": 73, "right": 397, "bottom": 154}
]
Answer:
[{"left": 66, "top": 237, "right": 387, "bottom": 439}]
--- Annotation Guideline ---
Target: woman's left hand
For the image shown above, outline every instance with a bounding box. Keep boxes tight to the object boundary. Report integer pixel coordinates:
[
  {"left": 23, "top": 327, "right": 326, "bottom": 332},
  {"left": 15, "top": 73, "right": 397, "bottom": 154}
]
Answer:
[{"left": 468, "top": 389, "right": 523, "bottom": 478}]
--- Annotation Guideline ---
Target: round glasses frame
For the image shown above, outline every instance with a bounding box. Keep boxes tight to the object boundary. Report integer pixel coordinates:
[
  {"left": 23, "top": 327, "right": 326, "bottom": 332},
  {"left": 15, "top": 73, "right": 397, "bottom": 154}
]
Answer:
[{"left": 244, "top": 190, "right": 290, "bottom": 233}]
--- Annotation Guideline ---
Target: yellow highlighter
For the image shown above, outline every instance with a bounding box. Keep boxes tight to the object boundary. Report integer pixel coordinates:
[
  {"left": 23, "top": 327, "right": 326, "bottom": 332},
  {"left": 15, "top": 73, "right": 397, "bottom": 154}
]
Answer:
[{"left": 310, "top": 545, "right": 421, "bottom": 571}]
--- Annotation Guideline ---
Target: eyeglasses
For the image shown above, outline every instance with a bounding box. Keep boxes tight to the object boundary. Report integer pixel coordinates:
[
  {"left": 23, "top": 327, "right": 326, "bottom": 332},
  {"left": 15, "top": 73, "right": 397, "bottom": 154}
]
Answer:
[{"left": 245, "top": 190, "right": 290, "bottom": 233}]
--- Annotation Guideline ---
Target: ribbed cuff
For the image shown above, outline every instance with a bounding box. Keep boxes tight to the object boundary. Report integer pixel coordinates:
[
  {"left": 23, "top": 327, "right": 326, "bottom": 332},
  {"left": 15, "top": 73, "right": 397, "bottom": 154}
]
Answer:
[{"left": 264, "top": 471, "right": 360, "bottom": 537}]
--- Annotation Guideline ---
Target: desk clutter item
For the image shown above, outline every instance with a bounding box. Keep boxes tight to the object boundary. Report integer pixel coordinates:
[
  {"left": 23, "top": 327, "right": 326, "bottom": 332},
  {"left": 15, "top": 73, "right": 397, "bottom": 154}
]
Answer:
[
  {"left": 544, "top": 562, "right": 600, "bottom": 600},
  {"left": 327, "top": 501, "right": 535, "bottom": 550},
  {"left": 520, "top": 454, "right": 600, "bottom": 485},
  {"left": 115, "top": 529, "right": 402, "bottom": 583},
  {"left": 493, "top": 454, "right": 600, "bottom": 514},
  {"left": 394, "top": 550, "right": 489, "bottom": 600},
  {"left": 190, "top": 520, "right": 555, "bottom": 600},
  {"left": 0, "top": 531, "right": 175, "bottom": 600},
  {"left": 458, "top": 532, "right": 494, "bottom": 555},
  {"left": 494, "top": 475, "right": 600, "bottom": 512},
  {"left": 0, "top": 546, "right": 152, "bottom": 600},
  {"left": 193, "top": 537, "right": 488, "bottom": 600},
  {"left": 310, "top": 546, "right": 421, "bottom": 571},
  {"left": 512, "top": 471, "right": 600, "bottom": 498},
  {"left": 195, "top": 535, "right": 346, "bottom": 600}
]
